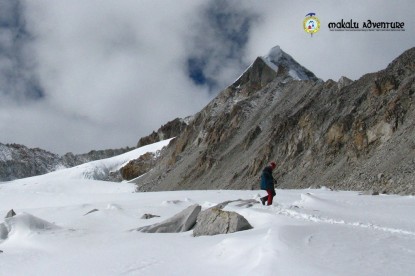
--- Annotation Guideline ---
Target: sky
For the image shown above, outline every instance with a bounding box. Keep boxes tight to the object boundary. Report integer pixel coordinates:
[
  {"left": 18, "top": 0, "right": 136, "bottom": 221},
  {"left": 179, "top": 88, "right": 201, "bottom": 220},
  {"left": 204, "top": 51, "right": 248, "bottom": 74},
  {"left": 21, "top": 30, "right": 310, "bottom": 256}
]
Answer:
[{"left": 0, "top": 0, "right": 414, "bottom": 154}]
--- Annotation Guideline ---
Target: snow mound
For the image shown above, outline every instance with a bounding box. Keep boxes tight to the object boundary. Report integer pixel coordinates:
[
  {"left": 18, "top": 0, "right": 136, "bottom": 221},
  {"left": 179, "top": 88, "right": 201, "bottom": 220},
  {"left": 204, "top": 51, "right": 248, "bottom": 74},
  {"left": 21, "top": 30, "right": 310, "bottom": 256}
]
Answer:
[{"left": 0, "top": 213, "right": 59, "bottom": 241}]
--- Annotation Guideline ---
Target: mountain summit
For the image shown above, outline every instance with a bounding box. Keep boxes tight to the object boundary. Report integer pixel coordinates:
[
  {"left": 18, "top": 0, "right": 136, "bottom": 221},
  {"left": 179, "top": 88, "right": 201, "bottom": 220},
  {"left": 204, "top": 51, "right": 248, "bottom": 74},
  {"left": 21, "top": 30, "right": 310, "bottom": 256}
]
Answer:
[
  {"left": 233, "top": 46, "right": 318, "bottom": 97},
  {"left": 261, "top": 46, "right": 318, "bottom": 81}
]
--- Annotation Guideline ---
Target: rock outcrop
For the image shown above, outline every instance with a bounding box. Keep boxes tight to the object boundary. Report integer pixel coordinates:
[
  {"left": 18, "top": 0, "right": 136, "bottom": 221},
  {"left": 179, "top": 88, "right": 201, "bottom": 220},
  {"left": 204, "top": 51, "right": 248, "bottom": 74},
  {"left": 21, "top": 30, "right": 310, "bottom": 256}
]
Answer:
[
  {"left": 134, "top": 46, "right": 415, "bottom": 195},
  {"left": 120, "top": 152, "right": 157, "bottom": 181},
  {"left": 0, "top": 143, "right": 62, "bottom": 181},
  {"left": 137, "top": 118, "right": 188, "bottom": 147},
  {"left": 134, "top": 204, "right": 201, "bottom": 233},
  {"left": 5, "top": 209, "right": 16, "bottom": 218},
  {"left": 193, "top": 207, "right": 253, "bottom": 237}
]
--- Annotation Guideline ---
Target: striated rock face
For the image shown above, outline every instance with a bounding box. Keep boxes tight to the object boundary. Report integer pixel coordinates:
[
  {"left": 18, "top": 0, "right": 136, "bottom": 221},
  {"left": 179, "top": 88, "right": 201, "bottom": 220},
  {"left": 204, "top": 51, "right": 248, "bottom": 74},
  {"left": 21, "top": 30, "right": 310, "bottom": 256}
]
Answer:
[
  {"left": 137, "top": 118, "right": 188, "bottom": 148},
  {"left": 134, "top": 46, "right": 415, "bottom": 195}
]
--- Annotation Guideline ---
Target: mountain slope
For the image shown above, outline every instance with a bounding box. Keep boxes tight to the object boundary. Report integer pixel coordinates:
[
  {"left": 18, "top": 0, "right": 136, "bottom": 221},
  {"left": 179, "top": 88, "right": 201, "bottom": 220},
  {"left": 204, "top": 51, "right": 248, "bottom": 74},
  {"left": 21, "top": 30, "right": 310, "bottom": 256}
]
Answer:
[
  {"left": 0, "top": 143, "right": 134, "bottom": 182},
  {"left": 134, "top": 46, "right": 415, "bottom": 195},
  {"left": 25, "top": 139, "right": 172, "bottom": 182},
  {"left": 0, "top": 143, "right": 62, "bottom": 181}
]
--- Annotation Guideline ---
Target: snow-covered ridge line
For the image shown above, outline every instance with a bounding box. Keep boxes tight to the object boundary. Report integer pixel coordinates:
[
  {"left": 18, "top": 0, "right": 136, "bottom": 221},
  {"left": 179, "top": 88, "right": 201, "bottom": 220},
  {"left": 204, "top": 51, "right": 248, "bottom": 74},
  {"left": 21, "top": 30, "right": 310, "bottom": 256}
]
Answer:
[{"left": 20, "top": 138, "right": 174, "bottom": 181}]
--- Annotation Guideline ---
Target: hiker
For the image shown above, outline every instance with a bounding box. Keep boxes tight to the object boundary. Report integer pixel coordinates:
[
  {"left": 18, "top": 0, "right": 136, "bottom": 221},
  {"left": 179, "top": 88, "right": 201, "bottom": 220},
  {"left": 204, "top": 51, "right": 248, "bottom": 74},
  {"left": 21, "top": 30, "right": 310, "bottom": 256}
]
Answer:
[{"left": 260, "top": 161, "right": 277, "bottom": 206}]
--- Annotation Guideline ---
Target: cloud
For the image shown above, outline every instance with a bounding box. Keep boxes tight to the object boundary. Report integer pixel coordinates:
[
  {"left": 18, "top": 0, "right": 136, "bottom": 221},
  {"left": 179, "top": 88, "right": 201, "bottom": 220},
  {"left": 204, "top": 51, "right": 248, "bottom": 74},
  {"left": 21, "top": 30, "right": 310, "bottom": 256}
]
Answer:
[
  {"left": 184, "top": 0, "right": 261, "bottom": 91},
  {"left": 0, "top": 1, "right": 43, "bottom": 101},
  {"left": 2, "top": 0, "right": 214, "bottom": 154},
  {"left": 0, "top": 0, "right": 414, "bottom": 154},
  {"left": 244, "top": 0, "right": 415, "bottom": 81}
]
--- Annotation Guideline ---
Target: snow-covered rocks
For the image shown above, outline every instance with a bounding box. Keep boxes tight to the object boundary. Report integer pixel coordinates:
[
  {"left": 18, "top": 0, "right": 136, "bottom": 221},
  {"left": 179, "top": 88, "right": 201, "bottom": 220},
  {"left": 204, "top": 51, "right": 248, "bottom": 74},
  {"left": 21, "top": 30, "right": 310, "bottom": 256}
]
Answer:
[
  {"left": 0, "top": 212, "right": 59, "bottom": 241},
  {"left": 193, "top": 207, "right": 253, "bottom": 237},
  {"left": 134, "top": 204, "right": 201, "bottom": 233},
  {"left": 141, "top": 213, "right": 161, "bottom": 219},
  {"left": 135, "top": 201, "right": 254, "bottom": 236}
]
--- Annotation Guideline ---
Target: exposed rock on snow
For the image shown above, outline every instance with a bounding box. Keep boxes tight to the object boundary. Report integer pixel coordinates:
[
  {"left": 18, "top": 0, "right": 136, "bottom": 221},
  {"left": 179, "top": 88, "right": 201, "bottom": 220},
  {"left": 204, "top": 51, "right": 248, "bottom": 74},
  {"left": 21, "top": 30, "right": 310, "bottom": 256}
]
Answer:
[
  {"left": 134, "top": 204, "right": 201, "bottom": 233},
  {"left": 83, "top": 209, "right": 99, "bottom": 216},
  {"left": 5, "top": 209, "right": 16, "bottom": 218},
  {"left": 141, "top": 214, "right": 161, "bottom": 219},
  {"left": 193, "top": 207, "right": 253, "bottom": 237}
]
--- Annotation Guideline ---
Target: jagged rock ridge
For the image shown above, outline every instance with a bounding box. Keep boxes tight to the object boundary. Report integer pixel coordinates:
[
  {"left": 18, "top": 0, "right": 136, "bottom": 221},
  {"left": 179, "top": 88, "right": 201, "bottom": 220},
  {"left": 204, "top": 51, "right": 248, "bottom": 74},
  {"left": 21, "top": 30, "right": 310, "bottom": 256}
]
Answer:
[
  {"left": 137, "top": 118, "right": 189, "bottom": 147},
  {"left": 134, "top": 46, "right": 415, "bottom": 195}
]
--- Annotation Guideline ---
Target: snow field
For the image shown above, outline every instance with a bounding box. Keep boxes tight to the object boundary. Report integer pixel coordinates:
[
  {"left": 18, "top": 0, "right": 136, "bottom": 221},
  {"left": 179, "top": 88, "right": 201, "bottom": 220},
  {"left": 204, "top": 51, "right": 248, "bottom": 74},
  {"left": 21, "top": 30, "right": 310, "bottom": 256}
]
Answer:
[
  {"left": 0, "top": 139, "right": 414, "bottom": 275},
  {"left": 0, "top": 184, "right": 414, "bottom": 276}
]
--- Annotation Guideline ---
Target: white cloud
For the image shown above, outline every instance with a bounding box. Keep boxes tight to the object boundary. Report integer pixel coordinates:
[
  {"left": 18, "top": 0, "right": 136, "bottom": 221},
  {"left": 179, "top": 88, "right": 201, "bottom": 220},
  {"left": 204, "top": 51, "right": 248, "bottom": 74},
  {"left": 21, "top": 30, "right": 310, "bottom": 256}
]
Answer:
[
  {"left": 1, "top": 0, "right": 414, "bottom": 154},
  {"left": 8, "top": 0, "right": 212, "bottom": 153},
  {"left": 245, "top": 0, "right": 415, "bottom": 81}
]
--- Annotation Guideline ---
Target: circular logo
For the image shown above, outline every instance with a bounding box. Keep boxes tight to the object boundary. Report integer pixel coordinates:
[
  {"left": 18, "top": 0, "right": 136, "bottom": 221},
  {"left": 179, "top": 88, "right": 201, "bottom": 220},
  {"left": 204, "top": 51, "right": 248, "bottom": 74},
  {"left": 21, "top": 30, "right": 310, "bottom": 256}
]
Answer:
[{"left": 303, "top": 15, "right": 320, "bottom": 35}]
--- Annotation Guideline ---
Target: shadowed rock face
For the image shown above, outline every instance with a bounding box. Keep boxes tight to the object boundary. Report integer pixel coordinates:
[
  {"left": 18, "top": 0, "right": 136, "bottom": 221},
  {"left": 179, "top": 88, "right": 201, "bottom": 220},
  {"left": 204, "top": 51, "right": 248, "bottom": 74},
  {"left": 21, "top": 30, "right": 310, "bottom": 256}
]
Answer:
[
  {"left": 137, "top": 118, "right": 188, "bottom": 148},
  {"left": 134, "top": 46, "right": 415, "bottom": 195}
]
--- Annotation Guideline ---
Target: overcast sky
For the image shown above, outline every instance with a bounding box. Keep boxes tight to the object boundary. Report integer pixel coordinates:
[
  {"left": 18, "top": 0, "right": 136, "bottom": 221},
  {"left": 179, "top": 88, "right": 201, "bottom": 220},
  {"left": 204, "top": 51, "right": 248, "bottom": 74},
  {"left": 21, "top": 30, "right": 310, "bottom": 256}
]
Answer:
[{"left": 0, "top": 0, "right": 414, "bottom": 154}]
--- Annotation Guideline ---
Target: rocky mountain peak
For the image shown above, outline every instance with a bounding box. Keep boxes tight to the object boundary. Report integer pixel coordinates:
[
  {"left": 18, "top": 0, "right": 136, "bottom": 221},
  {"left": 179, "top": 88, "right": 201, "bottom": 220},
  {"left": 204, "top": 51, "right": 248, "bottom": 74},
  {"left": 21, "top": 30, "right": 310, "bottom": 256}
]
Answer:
[
  {"left": 233, "top": 46, "right": 318, "bottom": 97},
  {"left": 382, "top": 47, "right": 415, "bottom": 82},
  {"left": 261, "top": 45, "right": 318, "bottom": 81}
]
